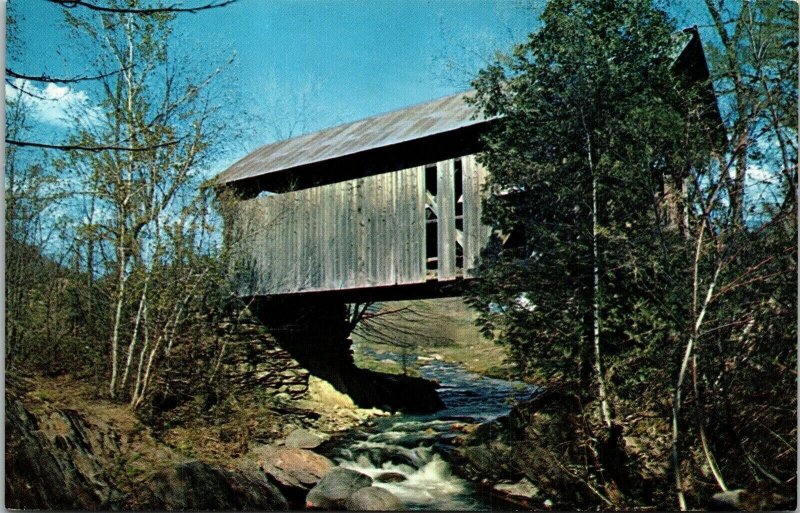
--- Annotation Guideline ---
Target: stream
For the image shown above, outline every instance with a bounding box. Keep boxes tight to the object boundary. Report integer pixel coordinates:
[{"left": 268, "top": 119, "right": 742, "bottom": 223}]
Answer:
[{"left": 327, "top": 347, "right": 538, "bottom": 510}]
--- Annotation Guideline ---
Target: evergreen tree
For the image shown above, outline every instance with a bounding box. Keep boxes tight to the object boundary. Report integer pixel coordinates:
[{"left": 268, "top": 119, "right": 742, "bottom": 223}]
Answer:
[
  {"left": 468, "top": 0, "right": 697, "bottom": 413},
  {"left": 468, "top": 0, "right": 796, "bottom": 507}
]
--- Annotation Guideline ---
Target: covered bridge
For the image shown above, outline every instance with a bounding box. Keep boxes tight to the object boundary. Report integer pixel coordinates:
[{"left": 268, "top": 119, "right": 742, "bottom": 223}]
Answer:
[
  {"left": 220, "top": 91, "right": 496, "bottom": 302},
  {"left": 216, "top": 27, "right": 717, "bottom": 304}
]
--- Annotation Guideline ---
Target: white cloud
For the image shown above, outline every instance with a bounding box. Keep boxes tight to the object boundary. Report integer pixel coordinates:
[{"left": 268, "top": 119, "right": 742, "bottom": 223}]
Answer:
[{"left": 6, "top": 78, "right": 102, "bottom": 127}]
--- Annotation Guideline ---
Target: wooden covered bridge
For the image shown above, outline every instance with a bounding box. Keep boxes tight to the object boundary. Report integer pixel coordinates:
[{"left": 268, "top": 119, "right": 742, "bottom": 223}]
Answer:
[
  {"left": 219, "top": 90, "right": 496, "bottom": 302},
  {"left": 216, "top": 27, "right": 717, "bottom": 305},
  {"left": 212, "top": 28, "right": 718, "bottom": 411}
]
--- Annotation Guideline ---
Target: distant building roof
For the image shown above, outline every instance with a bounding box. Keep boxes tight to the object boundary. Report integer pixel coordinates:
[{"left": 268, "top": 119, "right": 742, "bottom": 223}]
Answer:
[{"left": 216, "top": 90, "right": 487, "bottom": 185}]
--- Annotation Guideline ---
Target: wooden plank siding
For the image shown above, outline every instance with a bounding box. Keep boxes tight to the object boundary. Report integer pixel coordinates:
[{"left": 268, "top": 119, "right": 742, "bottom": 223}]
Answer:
[
  {"left": 436, "top": 159, "right": 456, "bottom": 281},
  {"left": 233, "top": 155, "right": 490, "bottom": 297},
  {"left": 463, "top": 154, "right": 491, "bottom": 278}
]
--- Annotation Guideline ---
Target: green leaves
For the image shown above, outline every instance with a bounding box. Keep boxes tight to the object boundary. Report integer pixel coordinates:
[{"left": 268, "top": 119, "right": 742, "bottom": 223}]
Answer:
[
  {"left": 468, "top": 0, "right": 797, "bottom": 505},
  {"left": 468, "top": 0, "right": 699, "bottom": 391}
]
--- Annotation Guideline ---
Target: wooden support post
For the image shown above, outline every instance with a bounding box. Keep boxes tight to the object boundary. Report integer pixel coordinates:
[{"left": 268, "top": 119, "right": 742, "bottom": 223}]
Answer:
[{"left": 437, "top": 159, "right": 456, "bottom": 281}]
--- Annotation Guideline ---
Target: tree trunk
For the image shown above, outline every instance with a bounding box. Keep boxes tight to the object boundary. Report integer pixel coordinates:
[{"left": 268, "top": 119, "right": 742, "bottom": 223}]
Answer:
[
  {"left": 586, "top": 128, "right": 612, "bottom": 429},
  {"left": 108, "top": 246, "right": 127, "bottom": 399}
]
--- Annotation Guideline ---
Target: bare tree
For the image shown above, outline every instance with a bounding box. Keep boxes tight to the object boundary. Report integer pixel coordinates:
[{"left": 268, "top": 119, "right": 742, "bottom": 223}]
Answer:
[
  {"left": 52, "top": 3, "right": 238, "bottom": 401},
  {"left": 5, "top": 0, "right": 237, "bottom": 152},
  {"left": 350, "top": 301, "right": 455, "bottom": 375}
]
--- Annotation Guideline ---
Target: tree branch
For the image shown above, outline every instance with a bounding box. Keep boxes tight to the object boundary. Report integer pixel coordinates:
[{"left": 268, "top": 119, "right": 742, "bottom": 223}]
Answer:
[
  {"left": 47, "top": 0, "right": 237, "bottom": 15},
  {"left": 5, "top": 138, "right": 181, "bottom": 152},
  {"left": 6, "top": 66, "right": 128, "bottom": 84}
]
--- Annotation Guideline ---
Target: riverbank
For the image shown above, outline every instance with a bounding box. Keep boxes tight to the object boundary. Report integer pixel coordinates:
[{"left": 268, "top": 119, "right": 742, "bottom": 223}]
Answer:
[
  {"left": 6, "top": 369, "right": 401, "bottom": 510},
  {"left": 7, "top": 348, "right": 541, "bottom": 511},
  {"left": 351, "top": 298, "right": 511, "bottom": 379}
]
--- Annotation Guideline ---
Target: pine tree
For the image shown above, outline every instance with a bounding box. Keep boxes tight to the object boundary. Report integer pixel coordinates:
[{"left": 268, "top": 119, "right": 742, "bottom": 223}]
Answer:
[{"left": 468, "top": 0, "right": 696, "bottom": 416}]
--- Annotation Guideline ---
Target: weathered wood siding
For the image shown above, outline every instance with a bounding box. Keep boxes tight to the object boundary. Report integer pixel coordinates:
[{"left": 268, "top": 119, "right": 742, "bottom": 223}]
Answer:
[
  {"left": 462, "top": 154, "right": 492, "bottom": 278},
  {"left": 232, "top": 155, "right": 490, "bottom": 296},
  {"left": 436, "top": 159, "right": 456, "bottom": 281}
]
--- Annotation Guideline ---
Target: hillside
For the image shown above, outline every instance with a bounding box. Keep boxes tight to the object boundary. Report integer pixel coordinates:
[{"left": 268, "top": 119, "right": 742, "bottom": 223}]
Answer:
[{"left": 351, "top": 298, "right": 511, "bottom": 378}]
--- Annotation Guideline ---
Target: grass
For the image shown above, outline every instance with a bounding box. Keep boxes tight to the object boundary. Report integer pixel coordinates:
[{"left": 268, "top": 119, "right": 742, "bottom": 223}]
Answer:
[{"left": 351, "top": 297, "right": 512, "bottom": 378}]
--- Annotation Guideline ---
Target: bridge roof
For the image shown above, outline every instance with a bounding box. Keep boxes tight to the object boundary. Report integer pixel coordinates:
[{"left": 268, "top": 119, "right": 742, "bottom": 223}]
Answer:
[
  {"left": 217, "top": 27, "right": 714, "bottom": 188},
  {"left": 216, "top": 90, "right": 488, "bottom": 186}
]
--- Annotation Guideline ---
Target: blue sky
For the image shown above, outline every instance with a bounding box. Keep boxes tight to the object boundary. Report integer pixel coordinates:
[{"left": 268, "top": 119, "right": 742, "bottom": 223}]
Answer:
[{"left": 8, "top": 0, "right": 716, "bottom": 175}]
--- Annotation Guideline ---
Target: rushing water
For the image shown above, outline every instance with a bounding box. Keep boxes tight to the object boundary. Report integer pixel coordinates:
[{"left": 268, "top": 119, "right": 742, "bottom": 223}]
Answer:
[{"left": 328, "top": 347, "right": 538, "bottom": 510}]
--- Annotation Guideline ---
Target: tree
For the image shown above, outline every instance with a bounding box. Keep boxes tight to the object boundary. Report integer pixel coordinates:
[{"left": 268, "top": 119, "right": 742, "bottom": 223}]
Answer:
[
  {"left": 702, "top": 0, "right": 797, "bottom": 224},
  {"left": 5, "top": 0, "right": 236, "bottom": 152},
  {"left": 349, "top": 301, "right": 454, "bottom": 375},
  {"left": 41, "top": 1, "right": 242, "bottom": 404},
  {"left": 4, "top": 9, "right": 101, "bottom": 372},
  {"left": 467, "top": 0, "right": 796, "bottom": 508},
  {"left": 469, "top": 0, "right": 690, "bottom": 415},
  {"left": 665, "top": 1, "right": 798, "bottom": 506}
]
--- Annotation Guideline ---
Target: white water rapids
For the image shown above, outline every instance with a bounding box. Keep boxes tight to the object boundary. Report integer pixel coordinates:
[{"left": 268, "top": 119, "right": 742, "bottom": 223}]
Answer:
[{"left": 328, "top": 348, "right": 538, "bottom": 510}]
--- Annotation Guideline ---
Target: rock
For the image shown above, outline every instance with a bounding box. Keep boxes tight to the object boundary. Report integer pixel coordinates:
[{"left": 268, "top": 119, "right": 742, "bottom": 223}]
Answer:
[
  {"left": 459, "top": 441, "right": 514, "bottom": 482},
  {"left": 5, "top": 390, "right": 291, "bottom": 511},
  {"left": 140, "top": 460, "right": 288, "bottom": 510},
  {"left": 494, "top": 477, "right": 539, "bottom": 499},
  {"left": 374, "top": 471, "right": 408, "bottom": 483},
  {"left": 251, "top": 445, "right": 334, "bottom": 492},
  {"left": 709, "top": 488, "right": 793, "bottom": 511},
  {"left": 5, "top": 398, "right": 124, "bottom": 510},
  {"left": 285, "top": 428, "right": 325, "bottom": 449},
  {"left": 333, "top": 369, "right": 444, "bottom": 414},
  {"left": 305, "top": 467, "right": 372, "bottom": 510},
  {"left": 709, "top": 489, "right": 745, "bottom": 510},
  {"left": 308, "top": 376, "right": 359, "bottom": 408},
  {"left": 345, "top": 486, "right": 405, "bottom": 511}
]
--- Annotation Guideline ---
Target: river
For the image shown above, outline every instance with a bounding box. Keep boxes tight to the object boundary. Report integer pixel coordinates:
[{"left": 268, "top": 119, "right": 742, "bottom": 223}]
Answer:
[{"left": 326, "top": 346, "right": 538, "bottom": 510}]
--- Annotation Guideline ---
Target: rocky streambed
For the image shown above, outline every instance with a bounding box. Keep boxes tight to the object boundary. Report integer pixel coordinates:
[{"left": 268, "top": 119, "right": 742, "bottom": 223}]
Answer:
[
  {"left": 6, "top": 353, "right": 542, "bottom": 511},
  {"left": 311, "top": 349, "right": 540, "bottom": 510}
]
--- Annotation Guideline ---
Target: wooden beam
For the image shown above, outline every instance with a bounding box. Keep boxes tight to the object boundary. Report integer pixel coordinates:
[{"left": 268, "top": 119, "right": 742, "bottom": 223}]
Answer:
[{"left": 437, "top": 159, "right": 456, "bottom": 281}]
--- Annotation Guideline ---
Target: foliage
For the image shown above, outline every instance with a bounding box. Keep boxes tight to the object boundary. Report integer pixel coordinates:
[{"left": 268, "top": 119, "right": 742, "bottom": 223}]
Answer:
[
  {"left": 467, "top": 0, "right": 796, "bottom": 508},
  {"left": 468, "top": 0, "right": 691, "bottom": 392},
  {"left": 5, "top": 0, "right": 245, "bottom": 410}
]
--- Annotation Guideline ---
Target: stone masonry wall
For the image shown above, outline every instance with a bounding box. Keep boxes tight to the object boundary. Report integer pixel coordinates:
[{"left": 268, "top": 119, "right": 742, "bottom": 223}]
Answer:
[{"left": 215, "top": 319, "right": 310, "bottom": 400}]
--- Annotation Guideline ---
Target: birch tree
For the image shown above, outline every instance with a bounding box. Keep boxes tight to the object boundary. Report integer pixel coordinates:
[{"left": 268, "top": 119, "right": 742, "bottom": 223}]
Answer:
[{"left": 59, "top": 2, "right": 236, "bottom": 401}]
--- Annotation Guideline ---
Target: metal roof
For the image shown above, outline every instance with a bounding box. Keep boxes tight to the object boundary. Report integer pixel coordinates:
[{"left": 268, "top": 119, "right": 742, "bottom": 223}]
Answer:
[
  {"left": 217, "top": 28, "right": 706, "bottom": 187},
  {"left": 216, "top": 90, "right": 487, "bottom": 185}
]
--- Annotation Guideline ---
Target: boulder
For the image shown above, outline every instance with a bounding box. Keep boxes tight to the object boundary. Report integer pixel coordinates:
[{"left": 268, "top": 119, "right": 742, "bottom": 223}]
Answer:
[
  {"left": 709, "top": 489, "right": 745, "bottom": 510},
  {"left": 459, "top": 441, "right": 515, "bottom": 482},
  {"left": 494, "top": 477, "right": 539, "bottom": 499},
  {"left": 140, "top": 460, "right": 288, "bottom": 510},
  {"left": 5, "top": 398, "right": 124, "bottom": 510},
  {"left": 5, "top": 391, "right": 289, "bottom": 511},
  {"left": 285, "top": 428, "right": 325, "bottom": 449},
  {"left": 709, "top": 488, "right": 793, "bottom": 511},
  {"left": 251, "top": 445, "right": 334, "bottom": 491},
  {"left": 374, "top": 471, "right": 408, "bottom": 483},
  {"left": 345, "top": 486, "right": 405, "bottom": 511},
  {"left": 305, "top": 467, "right": 372, "bottom": 509}
]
